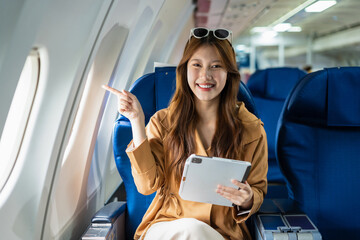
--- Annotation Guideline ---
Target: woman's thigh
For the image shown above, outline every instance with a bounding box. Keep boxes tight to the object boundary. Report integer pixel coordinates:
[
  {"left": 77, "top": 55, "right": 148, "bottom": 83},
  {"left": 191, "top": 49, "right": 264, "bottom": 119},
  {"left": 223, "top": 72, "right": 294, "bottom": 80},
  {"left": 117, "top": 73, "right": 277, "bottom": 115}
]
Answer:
[{"left": 144, "top": 218, "right": 224, "bottom": 240}]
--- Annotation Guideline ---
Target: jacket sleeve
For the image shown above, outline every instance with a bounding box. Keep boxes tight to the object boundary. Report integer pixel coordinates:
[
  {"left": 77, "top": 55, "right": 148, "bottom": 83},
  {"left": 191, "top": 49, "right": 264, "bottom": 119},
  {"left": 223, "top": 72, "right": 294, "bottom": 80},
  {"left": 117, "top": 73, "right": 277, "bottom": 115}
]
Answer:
[
  {"left": 232, "top": 125, "right": 268, "bottom": 222},
  {"left": 125, "top": 115, "right": 166, "bottom": 195}
]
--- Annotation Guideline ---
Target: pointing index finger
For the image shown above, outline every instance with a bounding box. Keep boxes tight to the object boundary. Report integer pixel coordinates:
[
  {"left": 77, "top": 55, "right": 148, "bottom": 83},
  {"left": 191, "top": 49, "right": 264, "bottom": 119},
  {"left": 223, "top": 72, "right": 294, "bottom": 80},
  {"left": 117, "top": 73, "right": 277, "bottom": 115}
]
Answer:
[{"left": 102, "top": 85, "right": 121, "bottom": 95}]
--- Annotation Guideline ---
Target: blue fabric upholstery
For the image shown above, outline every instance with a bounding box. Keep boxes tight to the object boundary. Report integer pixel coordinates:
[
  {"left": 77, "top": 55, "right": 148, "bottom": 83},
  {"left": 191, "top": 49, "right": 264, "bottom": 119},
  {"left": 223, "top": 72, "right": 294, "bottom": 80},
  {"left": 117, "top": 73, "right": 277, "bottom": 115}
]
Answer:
[
  {"left": 276, "top": 67, "right": 360, "bottom": 240},
  {"left": 247, "top": 67, "right": 306, "bottom": 184},
  {"left": 113, "top": 66, "right": 258, "bottom": 239}
]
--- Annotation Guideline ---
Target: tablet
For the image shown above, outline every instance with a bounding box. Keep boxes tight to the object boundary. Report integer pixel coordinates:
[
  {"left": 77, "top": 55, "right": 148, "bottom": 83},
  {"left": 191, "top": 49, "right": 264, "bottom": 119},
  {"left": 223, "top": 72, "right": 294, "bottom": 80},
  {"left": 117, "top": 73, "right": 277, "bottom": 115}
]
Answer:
[{"left": 178, "top": 154, "right": 251, "bottom": 207}]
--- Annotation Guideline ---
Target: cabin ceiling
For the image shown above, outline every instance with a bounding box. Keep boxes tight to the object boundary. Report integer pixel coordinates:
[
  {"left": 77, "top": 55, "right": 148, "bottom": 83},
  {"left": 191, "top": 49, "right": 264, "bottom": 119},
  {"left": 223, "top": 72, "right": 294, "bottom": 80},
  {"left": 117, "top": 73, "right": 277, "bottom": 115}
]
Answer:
[{"left": 195, "top": 0, "right": 360, "bottom": 42}]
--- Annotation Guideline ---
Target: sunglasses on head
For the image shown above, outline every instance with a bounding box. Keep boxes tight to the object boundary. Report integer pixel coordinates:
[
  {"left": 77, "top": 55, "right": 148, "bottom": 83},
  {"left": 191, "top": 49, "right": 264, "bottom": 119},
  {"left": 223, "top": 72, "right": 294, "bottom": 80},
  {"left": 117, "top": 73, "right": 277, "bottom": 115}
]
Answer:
[{"left": 189, "top": 27, "right": 233, "bottom": 44}]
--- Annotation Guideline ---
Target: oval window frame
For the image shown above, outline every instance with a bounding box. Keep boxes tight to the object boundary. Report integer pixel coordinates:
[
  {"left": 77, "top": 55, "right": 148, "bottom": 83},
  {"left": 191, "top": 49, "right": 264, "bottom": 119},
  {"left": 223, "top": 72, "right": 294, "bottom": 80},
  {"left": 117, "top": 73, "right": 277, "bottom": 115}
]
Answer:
[{"left": 0, "top": 49, "right": 40, "bottom": 193}]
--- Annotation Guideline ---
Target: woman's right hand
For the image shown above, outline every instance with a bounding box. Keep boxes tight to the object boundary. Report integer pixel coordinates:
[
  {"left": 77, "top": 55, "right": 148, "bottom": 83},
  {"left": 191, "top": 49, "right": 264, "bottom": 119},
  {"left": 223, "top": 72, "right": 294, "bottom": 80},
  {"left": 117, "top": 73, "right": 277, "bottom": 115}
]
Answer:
[
  {"left": 102, "top": 85, "right": 144, "bottom": 123},
  {"left": 102, "top": 85, "right": 146, "bottom": 147}
]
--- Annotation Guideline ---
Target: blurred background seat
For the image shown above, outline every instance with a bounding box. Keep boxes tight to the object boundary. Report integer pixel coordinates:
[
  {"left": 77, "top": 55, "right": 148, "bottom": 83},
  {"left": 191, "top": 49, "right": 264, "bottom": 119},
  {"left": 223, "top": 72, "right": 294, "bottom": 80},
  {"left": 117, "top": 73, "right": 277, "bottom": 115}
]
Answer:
[
  {"left": 247, "top": 67, "right": 306, "bottom": 198},
  {"left": 276, "top": 67, "right": 360, "bottom": 240}
]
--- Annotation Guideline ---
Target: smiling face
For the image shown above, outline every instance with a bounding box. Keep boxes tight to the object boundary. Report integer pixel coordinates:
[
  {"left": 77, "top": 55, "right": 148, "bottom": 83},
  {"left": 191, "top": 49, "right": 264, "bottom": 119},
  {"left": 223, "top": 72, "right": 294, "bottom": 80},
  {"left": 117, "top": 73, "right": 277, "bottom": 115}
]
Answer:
[{"left": 187, "top": 44, "right": 227, "bottom": 105}]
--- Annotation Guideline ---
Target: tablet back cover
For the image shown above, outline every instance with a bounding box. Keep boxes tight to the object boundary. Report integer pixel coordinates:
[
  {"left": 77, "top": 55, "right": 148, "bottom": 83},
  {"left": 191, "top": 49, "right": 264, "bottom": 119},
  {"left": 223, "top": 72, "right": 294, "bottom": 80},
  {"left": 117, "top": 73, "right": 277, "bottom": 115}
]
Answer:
[{"left": 179, "top": 155, "right": 251, "bottom": 207}]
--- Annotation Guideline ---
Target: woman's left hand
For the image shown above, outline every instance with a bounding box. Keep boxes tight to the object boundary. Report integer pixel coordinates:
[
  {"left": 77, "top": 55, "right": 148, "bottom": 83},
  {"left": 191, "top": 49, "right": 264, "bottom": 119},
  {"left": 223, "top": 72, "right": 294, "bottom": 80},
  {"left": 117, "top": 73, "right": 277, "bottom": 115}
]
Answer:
[{"left": 216, "top": 180, "right": 254, "bottom": 210}]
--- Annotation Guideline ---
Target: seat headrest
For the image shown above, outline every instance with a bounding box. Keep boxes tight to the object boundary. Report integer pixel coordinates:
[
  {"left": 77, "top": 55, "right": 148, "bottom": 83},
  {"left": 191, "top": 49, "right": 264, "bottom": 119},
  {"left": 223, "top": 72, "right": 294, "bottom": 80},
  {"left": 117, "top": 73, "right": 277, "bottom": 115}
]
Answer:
[
  {"left": 247, "top": 67, "right": 306, "bottom": 100},
  {"left": 284, "top": 67, "right": 360, "bottom": 127},
  {"left": 125, "top": 66, "right": 176, "bottom": 123},
  {"left": 154, "top": 66, "right": 177, "bottom": 110}
]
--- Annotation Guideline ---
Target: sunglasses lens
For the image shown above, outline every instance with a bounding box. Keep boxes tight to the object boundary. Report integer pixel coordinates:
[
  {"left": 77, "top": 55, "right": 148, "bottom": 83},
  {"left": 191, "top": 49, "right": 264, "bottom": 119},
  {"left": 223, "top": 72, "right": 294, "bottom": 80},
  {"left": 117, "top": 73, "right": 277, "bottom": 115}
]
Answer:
[
  {"left": 190, "top": 28, "right": 231, "bottom": 44},
  {"left": 214, "top": 29, "right": 230, "bottom": 39},
  {"left": 193, "top": 28, "right": 208, "bottom": 38}
]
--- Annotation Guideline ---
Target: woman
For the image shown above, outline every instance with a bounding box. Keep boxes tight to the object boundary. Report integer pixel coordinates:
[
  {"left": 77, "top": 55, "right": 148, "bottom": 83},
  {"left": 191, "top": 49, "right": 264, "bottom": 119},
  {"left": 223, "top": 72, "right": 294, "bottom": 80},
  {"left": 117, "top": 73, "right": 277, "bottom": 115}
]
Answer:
[{"left": 103, "top": 28, "right": 268, "bottom": 240}]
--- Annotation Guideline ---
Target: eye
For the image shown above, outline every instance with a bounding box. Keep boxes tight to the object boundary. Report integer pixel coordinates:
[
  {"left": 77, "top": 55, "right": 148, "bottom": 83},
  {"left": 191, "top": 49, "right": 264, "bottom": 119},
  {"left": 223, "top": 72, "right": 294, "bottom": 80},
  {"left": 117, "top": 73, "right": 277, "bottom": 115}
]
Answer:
[
  {"left": 211, "top": 64, "right": 222, "bottom": 69},
  {"left": 192, "top": 63, "right": 201, "bottom": 67}
]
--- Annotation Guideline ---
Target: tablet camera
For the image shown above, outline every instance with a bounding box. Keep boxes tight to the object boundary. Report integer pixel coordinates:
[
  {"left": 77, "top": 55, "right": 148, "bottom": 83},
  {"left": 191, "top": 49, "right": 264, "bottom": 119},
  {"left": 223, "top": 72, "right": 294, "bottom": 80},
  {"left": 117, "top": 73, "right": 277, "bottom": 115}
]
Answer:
[{"left": 191, "top": 157, "right": 202, "bottom": 164}]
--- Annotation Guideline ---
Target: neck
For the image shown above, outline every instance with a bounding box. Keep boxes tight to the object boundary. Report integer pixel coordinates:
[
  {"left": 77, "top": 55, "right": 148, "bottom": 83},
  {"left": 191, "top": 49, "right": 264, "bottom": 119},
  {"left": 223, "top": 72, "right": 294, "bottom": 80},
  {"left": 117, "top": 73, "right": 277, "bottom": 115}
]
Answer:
[{"left": 195, "top": 98, "right": 219, "bottom": 125}]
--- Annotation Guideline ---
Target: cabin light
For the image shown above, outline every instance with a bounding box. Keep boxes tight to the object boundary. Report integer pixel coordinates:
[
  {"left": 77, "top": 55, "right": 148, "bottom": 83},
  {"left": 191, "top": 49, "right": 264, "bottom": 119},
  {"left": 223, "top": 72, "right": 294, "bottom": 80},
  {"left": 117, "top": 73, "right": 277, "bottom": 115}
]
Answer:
[
  {"left": 273, "top": 23, "right": 292, "bottom": 32},
  {"left": 236, "top": 45, "right": 247, "bottom": 51},
  {"left": 288, "top": 26, "right": 302, "bottom": 32},
  {"left": 251, "top": 27, "right": 270, "bottom": 33},
  {"left": 305, "top": 0, "right": 336, "bottom": 12},
  {"left": 262, "top": 31, "right": 278, "bottom": 39}
]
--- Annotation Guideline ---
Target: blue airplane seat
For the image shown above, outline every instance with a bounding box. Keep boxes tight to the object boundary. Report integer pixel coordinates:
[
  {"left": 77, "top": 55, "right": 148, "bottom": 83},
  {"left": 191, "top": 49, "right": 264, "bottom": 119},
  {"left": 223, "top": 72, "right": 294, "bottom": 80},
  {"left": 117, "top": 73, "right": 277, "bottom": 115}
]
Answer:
[
  {"left": 247, "top": 67, "right": 306, "bottom": 187},
  {"left": 113, "top": 66, "right": 258, "bottom": 239},
  {"left": 276, "top": 67, "right": 360, "bottom": 240}
]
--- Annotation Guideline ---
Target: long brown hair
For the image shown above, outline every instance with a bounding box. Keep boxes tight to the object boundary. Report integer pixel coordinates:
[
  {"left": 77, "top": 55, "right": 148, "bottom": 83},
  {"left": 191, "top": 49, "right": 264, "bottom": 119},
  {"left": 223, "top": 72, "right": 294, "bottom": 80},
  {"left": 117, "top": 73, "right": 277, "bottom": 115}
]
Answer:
[{"left": 164, "top": 33, "right": 243, "bottom": 185}]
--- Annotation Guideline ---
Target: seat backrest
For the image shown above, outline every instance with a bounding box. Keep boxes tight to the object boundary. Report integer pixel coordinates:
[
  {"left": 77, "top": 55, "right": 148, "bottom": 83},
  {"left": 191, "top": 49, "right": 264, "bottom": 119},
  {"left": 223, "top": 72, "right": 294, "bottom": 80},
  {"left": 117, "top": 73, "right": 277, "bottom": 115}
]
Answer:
[
  {"left": 113, "top": 66, "right": 258, "bottom": 239},
  {"left": 276, "top": 67, "right": 360, "bottom": 240},
  {"left": 247, "top": 67, "right": 306, "bottom": 183}
]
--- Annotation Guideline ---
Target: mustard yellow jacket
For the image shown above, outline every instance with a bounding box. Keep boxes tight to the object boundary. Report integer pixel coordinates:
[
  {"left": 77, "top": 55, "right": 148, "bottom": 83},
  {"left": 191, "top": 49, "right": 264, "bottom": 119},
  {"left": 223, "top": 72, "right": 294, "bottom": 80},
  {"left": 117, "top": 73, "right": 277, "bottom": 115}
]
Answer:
[{"left": 126, "top": 102, "right": 268, "bottom": 240}]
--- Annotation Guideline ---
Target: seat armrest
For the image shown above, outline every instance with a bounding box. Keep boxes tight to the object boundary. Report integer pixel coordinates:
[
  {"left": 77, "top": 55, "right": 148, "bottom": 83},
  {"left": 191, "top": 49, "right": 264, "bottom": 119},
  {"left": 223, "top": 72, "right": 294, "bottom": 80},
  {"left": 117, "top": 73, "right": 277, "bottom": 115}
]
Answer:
[
  {"left": 253, "top": 199, "right": 322, "bottom": 240},
  {"left": 82, "top": 201, "right": 127, "bottom": 240},
  {"left": 92, "top": 201, "right": 127, "bottom": 224}
]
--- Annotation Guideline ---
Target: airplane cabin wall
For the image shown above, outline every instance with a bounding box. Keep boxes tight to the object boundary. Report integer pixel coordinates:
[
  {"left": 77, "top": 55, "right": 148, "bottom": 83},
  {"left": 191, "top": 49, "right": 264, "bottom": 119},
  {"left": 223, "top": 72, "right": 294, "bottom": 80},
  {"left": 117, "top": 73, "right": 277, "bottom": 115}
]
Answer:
[
  {"left": 0, "top": 0, "right": 116, "bottom": 239},
  {"left": 0, "top": 0, "right": 194, "bottom": 239}
]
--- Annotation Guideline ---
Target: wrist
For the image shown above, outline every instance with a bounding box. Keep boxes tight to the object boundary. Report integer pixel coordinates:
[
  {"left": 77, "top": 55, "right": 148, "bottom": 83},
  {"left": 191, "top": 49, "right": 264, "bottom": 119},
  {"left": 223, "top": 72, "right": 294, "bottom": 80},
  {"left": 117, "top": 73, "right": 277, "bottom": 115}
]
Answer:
[
  {"left": 241, "top": 196, "right": 254, "bottom": 210},
  {"left": 130, "top": 114, "right": 145, "bottom": 126},
  {"left": 130, "top": 114, "right": 146, "bottom": 148}
]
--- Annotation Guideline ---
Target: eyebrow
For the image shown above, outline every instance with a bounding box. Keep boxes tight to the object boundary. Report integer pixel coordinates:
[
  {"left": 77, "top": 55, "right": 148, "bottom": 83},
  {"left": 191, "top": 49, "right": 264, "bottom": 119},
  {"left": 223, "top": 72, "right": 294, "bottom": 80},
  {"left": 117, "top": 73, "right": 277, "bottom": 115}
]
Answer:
[{"left": 189, "top": 59, "right": 222, "bottom": 63}]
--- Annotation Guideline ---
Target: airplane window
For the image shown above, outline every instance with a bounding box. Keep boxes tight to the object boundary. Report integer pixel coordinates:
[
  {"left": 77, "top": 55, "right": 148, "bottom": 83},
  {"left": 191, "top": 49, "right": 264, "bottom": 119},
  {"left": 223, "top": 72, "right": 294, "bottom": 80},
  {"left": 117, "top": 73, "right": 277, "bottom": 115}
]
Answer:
[{"left": 0, "top": 50, "right": 39, "bottom": 192}]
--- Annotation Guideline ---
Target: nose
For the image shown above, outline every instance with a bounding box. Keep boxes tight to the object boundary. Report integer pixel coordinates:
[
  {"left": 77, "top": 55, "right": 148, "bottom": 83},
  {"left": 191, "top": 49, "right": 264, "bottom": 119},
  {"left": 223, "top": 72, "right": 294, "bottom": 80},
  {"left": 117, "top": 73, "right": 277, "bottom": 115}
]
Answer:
[{"left": 200, "top": 67, "right": 212, "bottom": 80}]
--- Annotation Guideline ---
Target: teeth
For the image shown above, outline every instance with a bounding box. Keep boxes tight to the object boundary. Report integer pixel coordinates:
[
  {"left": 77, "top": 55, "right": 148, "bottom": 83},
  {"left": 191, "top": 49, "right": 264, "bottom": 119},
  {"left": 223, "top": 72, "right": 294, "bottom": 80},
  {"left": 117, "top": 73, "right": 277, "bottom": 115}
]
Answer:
[{"left": 198, "top": 84, "right": 213, "bottom": 88}]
